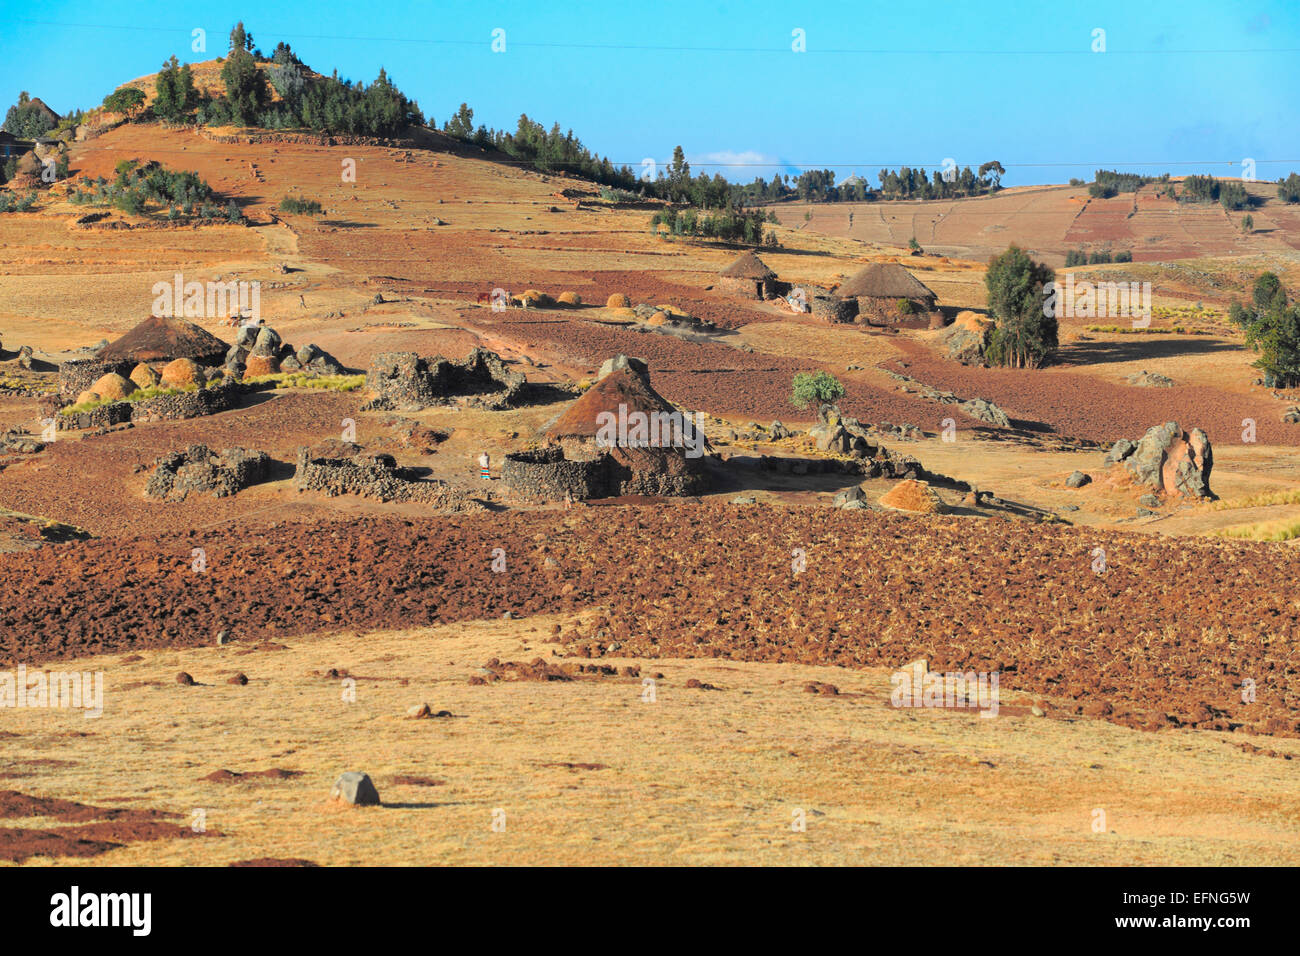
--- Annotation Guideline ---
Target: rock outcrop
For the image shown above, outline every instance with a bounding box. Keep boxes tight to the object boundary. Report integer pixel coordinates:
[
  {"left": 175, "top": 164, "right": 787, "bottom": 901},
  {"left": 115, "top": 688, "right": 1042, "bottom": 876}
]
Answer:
[
  {"left": 363, "top": 347, "right": 524, "bottom": 411},
  {"left": 1110, "top": 422, "right": 1214, "bottom": 499}
]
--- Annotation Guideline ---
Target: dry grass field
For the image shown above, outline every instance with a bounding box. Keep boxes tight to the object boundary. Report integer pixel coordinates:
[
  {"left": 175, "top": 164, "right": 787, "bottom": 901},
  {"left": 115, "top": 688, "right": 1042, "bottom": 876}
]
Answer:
[{"left": 5, "top": 616, "right": 1299, "bottom": 867}]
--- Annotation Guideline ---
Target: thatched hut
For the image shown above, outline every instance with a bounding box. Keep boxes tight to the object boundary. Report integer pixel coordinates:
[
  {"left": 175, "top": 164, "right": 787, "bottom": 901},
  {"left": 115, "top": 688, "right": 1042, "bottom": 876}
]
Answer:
[
  {"left": 836, "top": 263, "right": 937, "bottom": 326},
  {"left": 718, "top": 251, "right": 778, "bottom": 300},
  {"left": 505, "top": 356, "right": 711, "bottom": 500},
  {"left": 97, "top": 315, "right": 229, "bottom": 366}
]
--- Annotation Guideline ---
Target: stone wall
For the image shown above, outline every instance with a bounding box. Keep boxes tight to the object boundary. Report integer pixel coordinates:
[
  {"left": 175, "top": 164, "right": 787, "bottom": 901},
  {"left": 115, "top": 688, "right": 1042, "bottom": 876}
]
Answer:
[
  {"left": 718, "top": 275, "right": 777, "bottom": 300},
  {"left": 294, "top": 447, "right": 485, "bottom": 511},
  {"left": 856, "top": 295, "right": 937, "bottom": 327},
  {"left": 812, "top": 295, "right": 858, "bottom": 324},
  {"left": 503, "top": 444, "right": 711, "bottom": 500},
  {"left": 58, "top": 358, "right": 133, "bottom": 400},
  {"left": 129, "top": 383, "right": 238, "bottom": 423},
  {"left": 503, "top": 447, "right": 608, "bottom": 500},
  {"left": 57, "top": 383, "right": 238, "bottom": 431},
  {"left": 145, "top": 445, "right": 270, "bottom": 501},
  {"left": 363, "top": 347, "right": 525, "bottom": 412}
]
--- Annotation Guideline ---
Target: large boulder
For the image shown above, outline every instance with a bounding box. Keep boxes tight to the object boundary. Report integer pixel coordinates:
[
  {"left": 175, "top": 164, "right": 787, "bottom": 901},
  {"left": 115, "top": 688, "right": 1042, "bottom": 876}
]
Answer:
[
  {"left": 958, "top": 397, "right": 1011, "bottom": 428},
  {"left": 329, "top": 771, "right": 380, "bottom": 806},
  {"left": 938, "top": 312, "right": 992, "bottom": 366},
  {"left": 1103, "top": 439, "right": 1137, "bottom": 466},
  {"left": 1122, "top": 422, "right": 1213, "bottom": 499},
  {"left": 598, "top": 354, "right": 648, "bottom": 380}
]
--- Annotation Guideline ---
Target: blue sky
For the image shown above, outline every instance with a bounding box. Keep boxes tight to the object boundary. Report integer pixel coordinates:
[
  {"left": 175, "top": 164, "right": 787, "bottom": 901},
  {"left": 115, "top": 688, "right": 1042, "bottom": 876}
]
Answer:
[{"left": 3, "top": 0, "right": 1298, "bottom": 187}]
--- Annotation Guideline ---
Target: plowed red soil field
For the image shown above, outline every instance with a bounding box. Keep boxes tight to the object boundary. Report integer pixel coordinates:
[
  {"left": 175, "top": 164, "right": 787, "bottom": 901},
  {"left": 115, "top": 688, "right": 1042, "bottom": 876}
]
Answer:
[
  {"left": 890, "top": 338, "right": 1297, "bottom": 444},
  {"left": 469, "top": 311, "right": 971, "bottom": 424},
  {"left": 2, "top": 502, "right": 1296, "bottom": 738}
]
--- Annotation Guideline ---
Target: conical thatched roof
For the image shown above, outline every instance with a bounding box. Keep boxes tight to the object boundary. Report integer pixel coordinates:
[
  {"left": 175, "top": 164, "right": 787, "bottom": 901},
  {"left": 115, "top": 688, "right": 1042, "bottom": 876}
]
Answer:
[
  {"left": 97, "top": 315, "right": 229, "bottom": 366},
  {"left": 546, "top": 364, "right": 711, "bottom": 469},
  {"left": 720, "top": 251, "right": 776, "bottom": 280},
  {"left": 548, "top": 366, "right": 677, "bottom": 441},
  {"left": 838, "top": 262, "right": 935, "bottom": 300}
]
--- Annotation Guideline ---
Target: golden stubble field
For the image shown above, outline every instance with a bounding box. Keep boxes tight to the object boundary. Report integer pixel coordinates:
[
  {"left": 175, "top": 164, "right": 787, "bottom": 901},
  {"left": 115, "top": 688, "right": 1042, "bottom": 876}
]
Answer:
[{"left": 5, "top": 614, "right": 1298, "bottom": 866}]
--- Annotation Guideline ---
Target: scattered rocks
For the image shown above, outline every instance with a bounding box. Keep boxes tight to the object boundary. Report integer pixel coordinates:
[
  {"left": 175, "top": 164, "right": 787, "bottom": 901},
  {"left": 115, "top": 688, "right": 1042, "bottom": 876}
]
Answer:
[
  {"left": 1127, "top": 369, "right": 1175, "bottom": 388},
  {"left": 1065, "top": 471, "right": 1091, "bottom": 489},
  {"left": 1138, "top": 493, "right": 1162, "bottom": 509},
  {"left": 227, "top": 673, "right": 248, "bottom": 685},
  {"left": 175, "top": 672, "right": 194, "bottom": 686},
  {"left": 832, "top": 485, "right": 866, "bottom": 508},
  {"left": 330, "top": 772, "right": 380, "bottom": 806}
]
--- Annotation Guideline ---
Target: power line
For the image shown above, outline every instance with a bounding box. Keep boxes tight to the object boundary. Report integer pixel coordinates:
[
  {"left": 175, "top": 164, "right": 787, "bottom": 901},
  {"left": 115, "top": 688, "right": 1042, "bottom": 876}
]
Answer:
[{"left": 8, "top": 17, "right": 1300, "bottom": 55}]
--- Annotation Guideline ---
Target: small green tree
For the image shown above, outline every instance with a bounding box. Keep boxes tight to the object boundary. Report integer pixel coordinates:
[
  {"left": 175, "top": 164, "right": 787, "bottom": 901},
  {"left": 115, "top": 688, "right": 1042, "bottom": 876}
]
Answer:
[
  {"left": 1242, "top": 213, "right": 1255, "bottom": 233},
  {"left": 984, "top": 244, "right": 1057, "bottom": 369},
  {"left": 154, "top": 56, "right": 198, "bottom": 122},
  {"left": 221, "top": 33, "right": 268, "bottom": 126},
  {"left": 1279, "top": 172, "right": 1300, "bottom": 204},
  {"left": 790, "top": 371, "right": 846, "bottom": 409},
  {"left": 1233, "top": 272, "right": 1298, "bottom": 386},
  {"left": 908, "top": 236, "right": 921, "bottom": 253},
  {"left": 102, "top": 87, "right": 145, "bottom": 117}
]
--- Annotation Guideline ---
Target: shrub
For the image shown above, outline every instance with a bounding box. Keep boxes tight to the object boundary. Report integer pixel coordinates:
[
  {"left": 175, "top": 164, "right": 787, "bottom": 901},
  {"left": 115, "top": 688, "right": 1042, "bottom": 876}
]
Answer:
[
  {"left": 1279, "top": 173, "right": 1300, "bottom": 204},
  {"left": 278, "top": 195, "right": 322, "bottom": 215},
  {"left": 790, "top": 371, "right": 846, "bottom": 410},
  {"left": 897, "top": 298, "right": 916, "bottom": 315},
  {"left": 1180, "top": 174, "right": 1220, "bottom": 203},
  {"left": 1114, "top": 250, "right": 1133, "bottom": 262},
  {"left": 1220, "top": 181, "right": 1251, "bottom": 211}
]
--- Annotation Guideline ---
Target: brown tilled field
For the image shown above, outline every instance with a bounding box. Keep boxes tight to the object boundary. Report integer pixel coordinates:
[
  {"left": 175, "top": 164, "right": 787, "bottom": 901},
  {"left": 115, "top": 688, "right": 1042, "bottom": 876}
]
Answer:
[{"left": 2, "top": 113, "right": 1300, "bottom": 868}]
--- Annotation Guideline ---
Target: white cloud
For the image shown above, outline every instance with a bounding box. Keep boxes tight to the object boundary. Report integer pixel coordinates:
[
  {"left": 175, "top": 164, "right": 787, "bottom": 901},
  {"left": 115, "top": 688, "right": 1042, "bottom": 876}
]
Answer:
[{"left": 687, "top": 150, "right": 789, "bottom": 180}]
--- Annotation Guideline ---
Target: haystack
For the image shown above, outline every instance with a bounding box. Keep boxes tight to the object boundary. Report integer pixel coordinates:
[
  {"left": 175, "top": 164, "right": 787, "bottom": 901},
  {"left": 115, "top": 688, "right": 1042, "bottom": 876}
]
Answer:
[
  {"left": 130, "top": 363, "right": 160, "bottom": 389},
  {"left": 98, "top": 315, "right": 228, "bottom": 366},
  {"left": 160, "top": 357, "right": 204, "bottom": 388},
  {"left": 89, "top": 372, "right": 133, "bottom": 401},
  {"left": 718, "top": 251, "right": 778, "bottom": 300},
  {"left": 837, "top": 263, "right": 937, "bottom": 324},
  {"left": 878, "top": 479, "right": 946, "bottom": 514}
]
